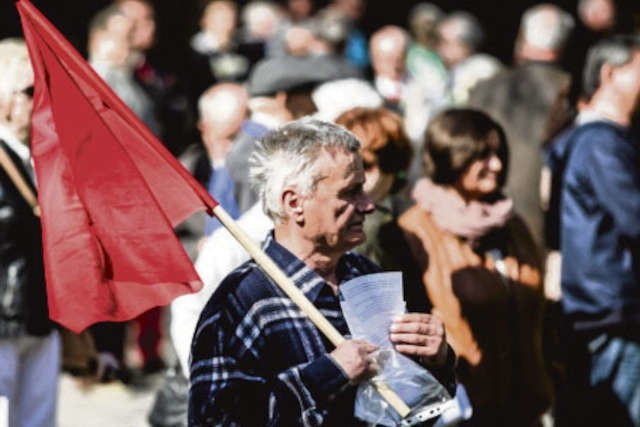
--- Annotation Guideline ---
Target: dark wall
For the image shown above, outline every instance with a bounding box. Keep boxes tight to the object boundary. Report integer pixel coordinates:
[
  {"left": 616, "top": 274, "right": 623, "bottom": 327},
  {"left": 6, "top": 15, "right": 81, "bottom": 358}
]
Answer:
[{"left": 2, "top": 0, "right": 639, "bottom": 70}]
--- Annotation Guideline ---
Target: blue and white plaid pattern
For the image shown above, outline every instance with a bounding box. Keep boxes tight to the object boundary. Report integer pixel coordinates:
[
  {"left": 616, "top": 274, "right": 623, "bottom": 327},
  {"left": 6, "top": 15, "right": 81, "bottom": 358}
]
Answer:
[{"left": 189, "top": 232, "right": 380, "bottom": 426}]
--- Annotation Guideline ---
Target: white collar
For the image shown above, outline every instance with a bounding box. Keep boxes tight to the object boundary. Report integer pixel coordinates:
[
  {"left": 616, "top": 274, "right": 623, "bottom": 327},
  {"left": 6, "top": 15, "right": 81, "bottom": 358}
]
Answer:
[
  {"left": 576, "top": 109, "right": 625, "bottom": 128},
  {"left": 0, "top": 124, "right": 30, "bottom": 163}
]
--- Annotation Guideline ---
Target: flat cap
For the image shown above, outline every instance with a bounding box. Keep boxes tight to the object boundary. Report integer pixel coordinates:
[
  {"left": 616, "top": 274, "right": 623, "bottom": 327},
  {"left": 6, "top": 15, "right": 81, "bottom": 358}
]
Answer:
[{"left": 247, "top": 54, "right": 362, "bottom": 97}]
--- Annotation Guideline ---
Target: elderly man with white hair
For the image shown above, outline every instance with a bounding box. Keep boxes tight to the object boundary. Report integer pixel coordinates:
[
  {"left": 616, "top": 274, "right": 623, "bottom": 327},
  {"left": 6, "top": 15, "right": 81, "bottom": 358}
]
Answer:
[
  {"left": 197, "top": 83, "right": 248, "bottom": 236},
  {"left": 515, "top": 3, "right": 575, "bottom": 64},
  {"left": 189, "top": 118, "right": 454, "bottom": 425},
  {"left": 0, "top": 38, "right": 59, "bottom": 427}
]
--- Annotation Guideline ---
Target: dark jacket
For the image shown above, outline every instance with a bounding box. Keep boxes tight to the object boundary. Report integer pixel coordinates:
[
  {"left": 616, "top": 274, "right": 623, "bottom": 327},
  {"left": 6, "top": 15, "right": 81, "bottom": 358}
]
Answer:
[
  {"left": 0, "top": 139, "right": 51, "bottom": 338},
  {"left": 559, "top": 120, "right": 640, "bottom": 331}
]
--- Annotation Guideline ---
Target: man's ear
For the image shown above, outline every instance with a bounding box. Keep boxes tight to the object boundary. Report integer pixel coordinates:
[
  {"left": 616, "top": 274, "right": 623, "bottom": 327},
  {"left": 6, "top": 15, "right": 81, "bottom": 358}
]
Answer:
[
  {"left": 282, "top": 187, "right": 304, "bottom": 223},
  {"left": 600, "top": 63, "right": 615, "bottom": 85}
]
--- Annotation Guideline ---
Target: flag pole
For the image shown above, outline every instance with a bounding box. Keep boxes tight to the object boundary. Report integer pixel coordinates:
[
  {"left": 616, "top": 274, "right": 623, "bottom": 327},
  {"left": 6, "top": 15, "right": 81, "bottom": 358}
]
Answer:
[
  {"left": 16, "top": 0, "right": 411, "bottom": 416},
  {"left": 213, "top": 205, "right": 412, "bottom": 418}
]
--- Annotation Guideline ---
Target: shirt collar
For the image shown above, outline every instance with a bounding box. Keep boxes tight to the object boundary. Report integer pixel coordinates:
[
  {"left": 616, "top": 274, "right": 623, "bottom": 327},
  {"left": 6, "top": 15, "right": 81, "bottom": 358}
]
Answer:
[
  {"left": 576, "top": 109, "right": 627, "bottom": 129},
  {"left": 0, "top": 124, "right": 30, "bottom": 163},
  {"left": 262, "top": 232, "right": 328, "bottom": 302}
]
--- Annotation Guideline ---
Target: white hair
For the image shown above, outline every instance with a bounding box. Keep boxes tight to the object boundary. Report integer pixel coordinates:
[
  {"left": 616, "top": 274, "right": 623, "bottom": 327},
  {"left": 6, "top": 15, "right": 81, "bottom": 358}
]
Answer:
[
  {"left": 249, "top": 118, "right": 360, "bottom": 221},
  {"left": 521, "top": 4, "right": 575, "bottom": 51},
  {"left": 451, "top": 53, "right": 503, "bottom": 104},
  {"left": 0, "top": 38, "right": 33, "bottom": 98},
  {"left": 312, "top": 78, "right": 383, "bottom": 122},
  {"left": 241, "top": 1, "right": 282, "bottom": 39},
  {"left": 198, "top": 83, "right": 246, "bottom": 123},
  {"left": 442, "top": 11, "right": 484, "bottom": 50}
]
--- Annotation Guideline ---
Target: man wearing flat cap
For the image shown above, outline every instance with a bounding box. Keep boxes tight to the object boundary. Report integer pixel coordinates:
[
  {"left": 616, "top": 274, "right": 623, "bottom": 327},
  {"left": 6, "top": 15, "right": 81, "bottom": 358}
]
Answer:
[{"left": 226, "top": 55, "right": 361, "bottom": 214}]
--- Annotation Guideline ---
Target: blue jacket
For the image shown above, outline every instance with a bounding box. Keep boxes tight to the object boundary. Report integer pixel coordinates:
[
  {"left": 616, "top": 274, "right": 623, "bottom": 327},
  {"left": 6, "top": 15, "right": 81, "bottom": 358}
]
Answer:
[{"left": 559, "top": 120, "right": 640, "bottom": 331}]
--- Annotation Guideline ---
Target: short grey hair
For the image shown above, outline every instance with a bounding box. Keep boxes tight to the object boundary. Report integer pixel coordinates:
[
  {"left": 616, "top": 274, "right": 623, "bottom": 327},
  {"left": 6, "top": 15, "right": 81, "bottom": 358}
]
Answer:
[
  {"left": 443, "top": 11, "right": 484, "bottom": 51},
  {"left": 520, "top": 4, "right": 574, "bottom": 51},
  {"left": 583, "top": 35, "right": 640, "bottom": 100},
  {"left": 249, "top": 118, "right": 360, "bottom": 222}
]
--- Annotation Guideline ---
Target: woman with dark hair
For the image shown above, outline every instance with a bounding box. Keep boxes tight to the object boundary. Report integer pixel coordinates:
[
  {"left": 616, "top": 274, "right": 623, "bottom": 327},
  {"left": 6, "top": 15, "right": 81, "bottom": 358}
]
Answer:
[{"left": 399, "top": 108, "right": 551, "bottom": 426}]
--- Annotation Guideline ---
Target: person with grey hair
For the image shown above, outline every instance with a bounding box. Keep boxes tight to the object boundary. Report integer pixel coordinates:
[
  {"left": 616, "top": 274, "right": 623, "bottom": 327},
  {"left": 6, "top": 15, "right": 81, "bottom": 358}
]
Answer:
[
  {"left": 547, "top": 35, "right": 640, "bottom": 426},
  {"left": 369, "top": 25, "right": 411, "bottom": 111},
  {"left": 0, "top": 38, "right": 59, "bottom": 427},
  {"left": 515, "top": 3, "right": 575, "bottom": 64},
  {"left": 189, "top": 118, "right": 454, "bottom": 425},
  {"left": 403, "top": 3, "right": 449, "bottom": 149},
  {"left": 436, "top": 11, "right": 484, "bottom": 70}
]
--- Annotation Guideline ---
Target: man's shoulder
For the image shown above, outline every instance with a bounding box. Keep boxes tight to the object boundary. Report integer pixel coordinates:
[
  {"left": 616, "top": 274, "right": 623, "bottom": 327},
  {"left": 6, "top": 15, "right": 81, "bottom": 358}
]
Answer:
[
  {"left": 201, "top": 259, "right": 281, "bottom": 317},
  {"left": 570, "top": 121, "right": 633, "bottom": 158}
]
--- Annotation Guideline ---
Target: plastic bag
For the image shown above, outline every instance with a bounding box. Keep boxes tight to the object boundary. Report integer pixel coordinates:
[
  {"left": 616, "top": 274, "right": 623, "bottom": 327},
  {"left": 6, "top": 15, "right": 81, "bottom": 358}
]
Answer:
[{"left": 355, "top": 348, "right": 452, "bottom": 426}]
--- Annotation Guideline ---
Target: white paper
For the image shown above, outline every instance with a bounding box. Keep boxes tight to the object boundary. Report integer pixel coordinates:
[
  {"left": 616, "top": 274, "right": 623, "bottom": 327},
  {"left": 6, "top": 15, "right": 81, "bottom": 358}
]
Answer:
[
  {"left": 339, "top": 272, "right": 452, "bottom": 425},
  {"left": 339, "top": 271, "right": 405, "bottom": 346}
]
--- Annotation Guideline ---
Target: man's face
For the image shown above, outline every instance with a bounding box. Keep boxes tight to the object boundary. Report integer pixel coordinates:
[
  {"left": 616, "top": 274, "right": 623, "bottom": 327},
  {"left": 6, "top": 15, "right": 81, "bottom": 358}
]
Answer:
[
  {"left": 203, "top": 2, "right": 237, "bottom": 37},
  {"left": 8, "top": 86, "right": 33, "bottom": 141},
  {"left": 300, "top": 147, "right": 375, "bottom": 255},
  {"left": 120, "top": 0, "right": 156, "bottom": 51},
  {"left": 611, "top": 50, "right": 640, "bottom": 112},
  {"left": 371, "top": 34, "right": 407, "bottom": 80},
  {"left": 437, "top": 20, "right": 469, "bottom": 68}
]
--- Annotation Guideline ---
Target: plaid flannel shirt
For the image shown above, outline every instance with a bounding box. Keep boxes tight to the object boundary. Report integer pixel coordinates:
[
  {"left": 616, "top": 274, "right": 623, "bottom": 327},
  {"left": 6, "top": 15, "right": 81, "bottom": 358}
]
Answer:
[{"left": 189, "top": 233, "right": 380, "bottom": 426}]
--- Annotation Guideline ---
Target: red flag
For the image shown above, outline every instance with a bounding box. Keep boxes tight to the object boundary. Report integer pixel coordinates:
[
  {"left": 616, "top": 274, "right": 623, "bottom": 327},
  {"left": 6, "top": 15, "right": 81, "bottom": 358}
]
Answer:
[{"left": 17, "top": 0, "right": 218, "bottom": 332}]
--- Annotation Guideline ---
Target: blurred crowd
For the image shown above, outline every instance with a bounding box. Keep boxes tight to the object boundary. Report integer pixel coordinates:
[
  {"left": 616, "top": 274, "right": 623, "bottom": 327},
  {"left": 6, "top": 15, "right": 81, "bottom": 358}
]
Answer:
[{"left": 1, "top": 0, "right": 640, "bottom": 426}]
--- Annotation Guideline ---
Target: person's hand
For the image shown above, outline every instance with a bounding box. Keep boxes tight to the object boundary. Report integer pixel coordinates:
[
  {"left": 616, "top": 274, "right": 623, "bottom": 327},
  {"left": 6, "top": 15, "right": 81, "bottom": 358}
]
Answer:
[
  {"left": 389, "top": 313, "right": 448, "bottom": 366},
  {"left": 330, "top": 339, "right": 378, "bottom": 384}
]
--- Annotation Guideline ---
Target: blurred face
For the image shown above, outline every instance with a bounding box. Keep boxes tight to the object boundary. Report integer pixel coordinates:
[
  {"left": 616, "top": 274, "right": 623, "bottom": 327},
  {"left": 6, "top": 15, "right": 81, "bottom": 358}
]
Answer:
[
  {"left": 456, "top": 131, "right": 503, "bottom": 199},
  {"left": 7, "top": 84, "right": 34, "bottom": 143},
  {"left": 336, "top": 0, "right": 365, "bottom": 21},
  {"left": 90, "top": 30, "right": 131, "bottom": 68},
  {"left": 580, "top": 0, "right": 616, "bottom": 32},
  {"left": 300, "top": 148, "right": 375, "bottom": 254},
  {"left": 288, "top": 0, "right": 313, "bottom": 21},
  {"left": 120, "top": 0, "right": 156, "bottom": 50},
  {"left": 371, "top": 34, "right": 407, "bottom": 80},
  {"left": 437, "top": 20, "right": 469, "bottom": 68},
  {"left": 203, "top": 2, "right": 237, "bottom": 37},
  {"left": 610, "top": 50, "right": 640, "bottom": 113},
  {"left": 348, "top": 127, "right": 394, "bottom": 202}
]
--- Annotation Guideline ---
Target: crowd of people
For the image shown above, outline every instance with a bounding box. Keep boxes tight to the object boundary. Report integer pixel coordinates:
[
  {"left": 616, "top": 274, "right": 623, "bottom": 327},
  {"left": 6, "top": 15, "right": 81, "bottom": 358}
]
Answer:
[{"left": 1, "top": 0, "right": 639, "bottom": 426}]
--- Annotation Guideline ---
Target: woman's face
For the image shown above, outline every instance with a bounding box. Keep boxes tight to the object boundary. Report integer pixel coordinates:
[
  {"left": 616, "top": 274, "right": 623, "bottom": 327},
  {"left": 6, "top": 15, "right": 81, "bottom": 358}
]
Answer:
[{"left": 456, "top": 131, "right": 503, "bottom": 199}]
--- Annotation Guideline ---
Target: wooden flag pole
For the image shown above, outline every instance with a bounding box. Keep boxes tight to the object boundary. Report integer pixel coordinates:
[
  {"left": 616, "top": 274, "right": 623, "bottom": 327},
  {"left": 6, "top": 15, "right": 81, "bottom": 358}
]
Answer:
[{"left": 213, "top": 205, "right": 411, "bottom": 418}]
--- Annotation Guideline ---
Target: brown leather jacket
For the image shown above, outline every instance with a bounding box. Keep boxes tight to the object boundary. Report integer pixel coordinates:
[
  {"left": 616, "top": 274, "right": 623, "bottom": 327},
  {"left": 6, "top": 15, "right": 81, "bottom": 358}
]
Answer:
[{"left": 399, "top": 206, "right": 551, "bottom": 424}]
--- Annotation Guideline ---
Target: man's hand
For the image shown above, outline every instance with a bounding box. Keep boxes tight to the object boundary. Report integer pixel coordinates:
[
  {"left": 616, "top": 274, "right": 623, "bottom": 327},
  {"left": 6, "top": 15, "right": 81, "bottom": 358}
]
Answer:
[
  {"left": 330, "top": 339, "right": 378, "bottom": 383},
  {"left": 389, "top": 313, "right": 448, "bottom": 366}
]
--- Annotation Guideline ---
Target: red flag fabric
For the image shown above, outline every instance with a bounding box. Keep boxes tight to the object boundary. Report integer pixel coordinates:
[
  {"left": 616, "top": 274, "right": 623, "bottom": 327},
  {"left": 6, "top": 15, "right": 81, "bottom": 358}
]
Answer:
[{"left": 17, "top": 0, "right": 218, "bottom": 333}]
